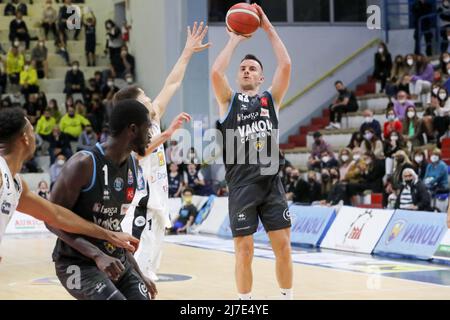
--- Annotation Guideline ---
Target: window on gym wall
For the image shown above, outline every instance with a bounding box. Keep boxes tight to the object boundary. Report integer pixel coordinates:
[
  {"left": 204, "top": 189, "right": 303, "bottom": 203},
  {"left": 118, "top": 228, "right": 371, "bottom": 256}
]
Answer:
[
  {"left": 334, "top": 0, "right": 367, "bottom": 22},
  {"left": 252, "top": 0, "right": 287, "bottom": 22},
  {"left": 294, "top": 0, "right": 330, "bottom": 22},
  {"left": 209, "top": 0, "right": 243, "bottom": 22}
]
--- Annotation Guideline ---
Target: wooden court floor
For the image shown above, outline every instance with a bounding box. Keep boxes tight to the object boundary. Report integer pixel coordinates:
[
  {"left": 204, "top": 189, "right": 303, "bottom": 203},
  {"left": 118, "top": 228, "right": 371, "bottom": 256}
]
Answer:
[{"left": 1, "top": 234, "right": 450, "bottom": 300}]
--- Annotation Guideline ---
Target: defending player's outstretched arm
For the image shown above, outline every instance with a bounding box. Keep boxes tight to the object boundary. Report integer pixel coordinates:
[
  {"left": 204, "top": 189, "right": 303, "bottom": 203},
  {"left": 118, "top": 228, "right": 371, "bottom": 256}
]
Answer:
[
  {"left": 17, "top": 177, "right": 137, "bottom": 252},
  {"left": 253, "top": 4, "right": 291, "bottom": 108},
  {"left": 152, "top": 21, "right": 210, "bottom": 119},
  {"left": 138, "top": 112, "right": 192, "bottom": 159}
]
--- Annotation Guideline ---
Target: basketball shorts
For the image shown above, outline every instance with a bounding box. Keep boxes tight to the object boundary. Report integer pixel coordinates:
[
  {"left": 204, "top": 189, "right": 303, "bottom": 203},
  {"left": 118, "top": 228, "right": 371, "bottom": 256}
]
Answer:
[{"left": 228, "top": 176, "right": 291, "bottom": 237}]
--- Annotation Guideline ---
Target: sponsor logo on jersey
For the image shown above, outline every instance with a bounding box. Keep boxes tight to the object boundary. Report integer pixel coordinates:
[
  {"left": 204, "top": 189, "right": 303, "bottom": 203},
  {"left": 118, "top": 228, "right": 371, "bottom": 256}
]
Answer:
[
  {"left": 126, "top": 187, "right": 135, "bottom": 202},
  {"left": 237, "top": 119, "right": 273, "bottom": 143},
  {"left": 283, "top": 208, "right": 291, "bottom": 222},
  {"left": 237, "top": 212, "right": 246, "bottom": 222},
  {"left": 238, "top": 94, "right": 249, "bottom": 103},
  {"left": 103, "top": 242, "right": 116, "bottom": 254},
  {"left": 114, "top": 177, "right": 124, "bottom": 192},
  {"left": 137, "top": 167, "right": 145, "bottom": 191},
  {"left": 103, "top": 190, "right": 110, "bottom": 201},
  {"left": 120, "top": 204, "right": 130, "bottom": 216},
  {"left": 4, "top": 173, "right": 10, "bottom": 189},
  {"left": 254, "top": 140, "right": 265, "bottom": 152},
  {"left": 128, "top": 169, "right": 134, "bottom": 185},
  {"left": 1, "top": 201, "right": 11, "bottom": 215},
  {"left": 260, "top": 108, "right": 269, "bottom": 118},
  {"left": 94, "top": 216, "right": 122, "bottom": 231},
  {"left": 134, "top": 216, "right": 146, "bottom": 227},
  {"left": 95, "top": 282, "right": 107, "bottom": 294},
  {"left": 240, "top": 104, "right": 248, "bottom": 111},
  {"left": 138, "top": 282, "right": 149, "bottom": 298},
  {"left": 260, "top": 97, "right": 269, "bottom": 107},
  {"left": 238, "top": 112, "right": 259, "bottom": 122}
]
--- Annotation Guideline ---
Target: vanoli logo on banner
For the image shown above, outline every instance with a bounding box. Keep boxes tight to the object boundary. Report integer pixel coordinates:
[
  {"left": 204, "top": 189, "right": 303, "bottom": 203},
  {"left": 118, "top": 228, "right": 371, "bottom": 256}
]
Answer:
[{"left": 386, "top": 220, "right": 406, "bottom": 245}]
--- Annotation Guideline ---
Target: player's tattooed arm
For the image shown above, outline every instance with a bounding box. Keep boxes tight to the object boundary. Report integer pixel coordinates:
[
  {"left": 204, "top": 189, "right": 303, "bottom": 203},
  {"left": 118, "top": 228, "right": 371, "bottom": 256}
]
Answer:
[{"left": 125, "top": 251, "right": 158, "bottom": 299}]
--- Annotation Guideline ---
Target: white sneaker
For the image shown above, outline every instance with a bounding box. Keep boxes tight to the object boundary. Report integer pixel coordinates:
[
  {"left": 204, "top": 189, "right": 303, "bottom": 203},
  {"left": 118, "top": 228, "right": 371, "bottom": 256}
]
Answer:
[
  {"left": 325, "top": 123, "right": 335, "bottom": 130},
  {"left": 333, "top": 123, "right": 341, "bottom": 129}
]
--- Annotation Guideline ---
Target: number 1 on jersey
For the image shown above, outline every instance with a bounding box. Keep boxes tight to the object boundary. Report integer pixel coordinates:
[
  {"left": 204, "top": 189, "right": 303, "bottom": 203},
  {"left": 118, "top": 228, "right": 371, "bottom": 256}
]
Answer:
[{"left": 102, "top": 165, "right": 109, "bottom": 186}]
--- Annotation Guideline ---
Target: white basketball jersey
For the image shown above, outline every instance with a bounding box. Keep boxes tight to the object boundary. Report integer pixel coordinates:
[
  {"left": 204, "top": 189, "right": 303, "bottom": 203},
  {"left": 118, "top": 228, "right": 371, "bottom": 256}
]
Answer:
[
  {"left": 139, "top": 122, "right": 171, "bottom": 228},
  {"left": 0, "top": 156, "right": 23, "bottom": 245}
]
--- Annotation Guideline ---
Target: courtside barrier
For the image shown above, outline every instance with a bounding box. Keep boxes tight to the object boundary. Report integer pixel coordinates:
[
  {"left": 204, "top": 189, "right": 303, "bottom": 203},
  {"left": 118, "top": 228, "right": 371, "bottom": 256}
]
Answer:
[
  {"left": 433, "top": 230, "right": 450, "bottom": 265},
  {"left": 320, "top": 207, "right": 394, "bottom": 254},
  {"left": 374, "top": 210, "right": 447, "bottom": 260},
  {"left": 5, "top": 211, "right": 48, "bottom": 234},
  {"left": 196, "top": 197, "right": 229, "bottom": 235}
]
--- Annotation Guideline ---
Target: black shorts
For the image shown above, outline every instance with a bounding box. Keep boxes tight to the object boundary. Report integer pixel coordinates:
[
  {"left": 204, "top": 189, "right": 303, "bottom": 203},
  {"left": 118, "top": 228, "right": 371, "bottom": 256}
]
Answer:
[
  {"left": 228, "top": 176, "right": 291, "bottom": 237},
  {"left": 55, "top": 262, "right": 150, "bottom": 300}
]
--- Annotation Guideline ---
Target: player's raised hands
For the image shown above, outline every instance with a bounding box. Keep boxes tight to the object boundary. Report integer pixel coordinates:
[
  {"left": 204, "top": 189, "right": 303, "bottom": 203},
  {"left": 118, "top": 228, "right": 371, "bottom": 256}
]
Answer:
[
  {"left": 167, "top": 112, "right": 192, "bottom": 134},
  {"left": 185, "top": 21, "right": 211, "bottom": 53},
  {"left": 252, "top": 3, "right": 272, "bottom": 32}
]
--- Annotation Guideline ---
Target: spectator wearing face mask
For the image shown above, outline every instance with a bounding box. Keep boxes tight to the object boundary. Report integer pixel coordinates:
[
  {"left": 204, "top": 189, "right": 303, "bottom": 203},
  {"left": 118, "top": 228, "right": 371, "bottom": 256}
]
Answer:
[
  {"left": 319, "top": 150, "right": 339, "bottom": 170},
  {"left": 395, "top": 168, "right": 432, "bottom": 211},
  {"left": 410, "top": 55, "right": 433, "bottom": 105},
  {"left": 105, "top": 19, "right": 124, "bottom": 68},
  {"left": 359, "top": 109, "right": 381, "bottom": 139},
  {"left": 9, "top": 11, "right": 30, "bottom": 49},
  {"left": 293, "top": 171, "right": 322, "bottom": 204},
  {"left": 383, "top": 131, "right": 406, "bottom": 176},
  {"left": 308, "top": 131, "right": 333, "bottom": 171},
  {"left": 373, "top": 42, "right": 392, "bottom": 93},
  {"left": 326, "top": 80, "right": 359, "bottom": 130},
  {"left": 402, "top": 106, "right": 424, "bottom": 146},
  {"left": 183, "top": 163, "right": 205, "bottom": 195},
  {"left": 64, "top": 61, "right": 85, "bottom": 98},
  {"left": 344, "top": 149, "right": 364, "bottom": 185},
  {"left": 114, "top": 45, "right": 135, "bottom": 79},
  {"left": 321, "top": 168, "right": 350, "bottom": 206},
  {"left": 48, "top": 126, "right": 73, "bottom": 165},
  {"left": 31, "top": 40, "right": 49, "bottom": 79},
  {"left": 101, "top": 77, "right": 119, "bottom": 100},
  {"left": 392, "top": 150, "right": 414, "bottom": 189},
  {"left": 393, "top": 90, "right": 415, "bottom": 121},
  {"left": 77, "top": 124, "right": 98, "bottom": 151},
  {"left": 168, "top": 163, "right": 183, "bottom": 198},
  {"left": 386, "top": 55, "right": 408, "bottom": 97},
  {"left": 424, "top": 149, "right": 449, "bottom": 193},
  {"left": 439, "top": 53, "right": 450, "bottom": 76},
  {"left": 285, "top": 169, "right": 301, "bottom": 201},
  {"left": 20, "top": 61, "right": 39, "bottom": 99},
  {"left": 320, "top": 168, "right": 333, "bottom": 200},
  {"left": 412, "top": 150, "right": 428, "bottom": 180},
  {"left": 59, "top": 105, "right": 91, "bottom": 141},
  {"left": 169, "top": 188, "right": 198, "bottom": 234},
  {"left": 361, "top": 128, "right": 384, "bottom": 160},
  {"left": 50, "top": 153, "right": 67, "bottom": 189},
  {"left": 439, "top": 0, "right": 450, "bottom": 54},
  {"left": 433, "top": 87, "right": 450, "bottom": 145},
  {"left": 384, "top": 107, "right": 403, "bottom": 139},
  {"left": 347, "top": 132, "right": 364, "bottom": 153},
  {"left": 6, "top": 45, "right": 24, "bottom": 86},
  {"left": 338, "top": 148, "right": 353, "bottom": 180},
  {"left": 35, "top": 108, "right": 56, "bottom": 142}
]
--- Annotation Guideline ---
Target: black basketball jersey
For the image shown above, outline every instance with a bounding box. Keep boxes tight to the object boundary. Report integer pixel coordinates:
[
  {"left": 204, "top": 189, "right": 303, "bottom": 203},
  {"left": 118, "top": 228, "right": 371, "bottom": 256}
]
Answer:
[
  {"left": 219, "top": 91, "right": 280, "bottom": 190},
  {"left": 52, "top": 143, "right": 146, "bottom": 266}
]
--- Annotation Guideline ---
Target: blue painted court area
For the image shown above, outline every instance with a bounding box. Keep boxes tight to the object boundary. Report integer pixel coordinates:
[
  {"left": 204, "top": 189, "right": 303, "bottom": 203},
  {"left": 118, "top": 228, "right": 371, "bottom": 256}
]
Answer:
[{"left": 165, "top": 234, "right": 450, "bottom": 287}]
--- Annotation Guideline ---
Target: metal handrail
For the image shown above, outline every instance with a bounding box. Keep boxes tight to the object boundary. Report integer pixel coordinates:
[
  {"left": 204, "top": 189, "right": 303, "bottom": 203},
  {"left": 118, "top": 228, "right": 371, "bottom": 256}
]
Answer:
[{"left": 280, "top": 38, "right": 381, "bottom": 111}]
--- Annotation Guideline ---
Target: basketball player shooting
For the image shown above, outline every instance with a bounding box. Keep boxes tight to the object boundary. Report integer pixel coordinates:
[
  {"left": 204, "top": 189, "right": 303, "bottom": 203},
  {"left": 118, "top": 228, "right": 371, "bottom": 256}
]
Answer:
[
  {"left": 48, "top": 100, "right": 157, "bottom": 300},
  {"left": 113, "top": 21, "right": 209, "bottom": 281},
  {"left": 211, "top": 4, "right": 293, "bottom": 300},
  {"left": 0, "top": 108, "right": 138, "bottom": 263}
]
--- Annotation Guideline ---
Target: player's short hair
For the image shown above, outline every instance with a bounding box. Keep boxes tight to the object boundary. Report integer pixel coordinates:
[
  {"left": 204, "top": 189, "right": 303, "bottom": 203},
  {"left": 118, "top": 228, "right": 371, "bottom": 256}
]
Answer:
[
  {"left": 335, "top": 80, "right": 344, "bottom": 86},
  {"left": 113, "top": 85, "right": 141, "bottom": 105},
  {"left": 183, "top": 188, "right": 194, "bottom": 195},
  {"left": 109, "top": 99, "right": 149, "bottom": 137},
  {"left": 0, "top": 107, "right": 27, "bottom": 143},
  {"left": 241, "top": 54, "right": 264, "bottom": 71}
]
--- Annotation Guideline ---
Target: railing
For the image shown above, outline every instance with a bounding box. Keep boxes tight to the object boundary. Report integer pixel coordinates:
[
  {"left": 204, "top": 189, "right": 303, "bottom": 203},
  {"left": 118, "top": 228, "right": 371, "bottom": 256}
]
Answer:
[{"left": 280, "top": 38, "right": 381, "bottom": 111}]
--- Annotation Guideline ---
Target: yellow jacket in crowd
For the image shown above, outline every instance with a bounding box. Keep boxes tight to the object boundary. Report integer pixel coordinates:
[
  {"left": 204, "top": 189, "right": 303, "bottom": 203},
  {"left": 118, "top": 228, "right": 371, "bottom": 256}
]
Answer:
[
  {"left": 6, "top": 51, "right": 24, "bottom": 75},
  {"left": 59, "top": 114, "right": 91, "bottom": 138},
  {"left": 35, "top": 116, "right": 56, "bottom": 136},
  {"left": 20, "top": 66, "right": 38, "bottom": 86}
]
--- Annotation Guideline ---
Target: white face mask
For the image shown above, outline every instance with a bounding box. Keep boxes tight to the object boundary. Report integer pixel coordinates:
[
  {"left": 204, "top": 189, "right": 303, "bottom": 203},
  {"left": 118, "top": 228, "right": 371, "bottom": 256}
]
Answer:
[
  {"left": 439, "top": 93, "right": 447, "bottom": 101},
  {"left": 378, "top": 48, "right": 384, "bottom": 54},
  {"left": 431, "top": 155, "right": 440, "bottom": 163},
  {"left": 364, "top": 117, "right": 373, "bottom": 123},
  {"left": 407, "top": 59, "right": 414, "bottom": 66},
  {"left": 407, "top": 111, "right": 416, "bottom": 118},
  {"left": 107, "top": 81, "right": 114, "bottom": 87},
  {"left": 391, "top": 135, "right": 399, "bottom": 141},
  {"left": 388, "top": 115, "right": 396, "bottom": 121},
  {"left": 398, "top": 99, "right": 406, "bottom": 104},
  {"left": 353, "top": 154, "right": 361, "bottom": 161},
  {"left": 364, "top": 133, "right": 373, "bottom": 140},
  {"left": 415, "top": 156, "right": 423, "bottom": 163},
  {"left": 24, "top": 65, "right": 29, "bottom": 71},
  {"left": 57, "top": 159, "right": 65, "bottom": 166},
  {"left": 433, "top": 87, "right": 440, "bottom": 95},
  {"left": 72, "top": 65, "right": 78, "bottom": 71},
  {"left": 14, "top": 41, "right": 20, "bottom": 47},
  {"left": 322, "top": 156, "right": 331, "bottom": 163},
  {"left": 126, "top": 77, "right": 133, "bottom": 84},
  {"left": 341, "top": 155, "right": 349, "bottom": 162},
  {"left": 444, "top": 57, "right": 450, "bottom": 64}
]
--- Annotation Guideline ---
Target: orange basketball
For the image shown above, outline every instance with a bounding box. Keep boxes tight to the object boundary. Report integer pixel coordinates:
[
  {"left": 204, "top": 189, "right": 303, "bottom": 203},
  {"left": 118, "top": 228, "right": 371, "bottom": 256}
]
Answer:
[{"left": 226, "top": 3, "right": 261, "bottom": 36}]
